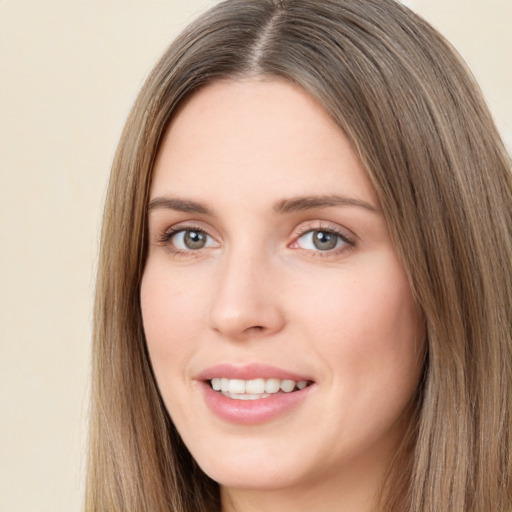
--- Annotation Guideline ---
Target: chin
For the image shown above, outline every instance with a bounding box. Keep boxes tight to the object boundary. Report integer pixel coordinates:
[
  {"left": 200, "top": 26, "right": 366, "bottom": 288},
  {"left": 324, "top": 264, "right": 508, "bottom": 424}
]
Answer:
[
  {"left": 192, "top": 446, "right": 304, "bottom": 491},
  {"left": 206, "top": 466, "right": 299, "bottom": 491}
]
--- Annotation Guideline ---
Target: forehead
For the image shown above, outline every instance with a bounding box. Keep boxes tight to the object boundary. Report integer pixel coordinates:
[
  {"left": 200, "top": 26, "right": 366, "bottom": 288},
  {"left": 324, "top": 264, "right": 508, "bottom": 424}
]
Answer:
[{"left": 151, "top": 79, "right": 376, "bottom": 207}]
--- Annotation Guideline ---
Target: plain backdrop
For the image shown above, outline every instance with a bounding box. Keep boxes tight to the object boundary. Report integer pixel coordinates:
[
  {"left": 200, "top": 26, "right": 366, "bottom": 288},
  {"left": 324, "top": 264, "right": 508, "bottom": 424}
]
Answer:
[{"left": 0, "top": 1, "right": 510, "bottom": 511}]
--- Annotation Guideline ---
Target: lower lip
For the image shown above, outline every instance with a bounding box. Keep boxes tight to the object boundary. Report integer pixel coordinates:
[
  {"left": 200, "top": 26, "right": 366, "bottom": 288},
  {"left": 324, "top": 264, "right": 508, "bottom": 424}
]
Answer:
[{"left": 200, "top": 382, "right": 314, "bottom": 425}]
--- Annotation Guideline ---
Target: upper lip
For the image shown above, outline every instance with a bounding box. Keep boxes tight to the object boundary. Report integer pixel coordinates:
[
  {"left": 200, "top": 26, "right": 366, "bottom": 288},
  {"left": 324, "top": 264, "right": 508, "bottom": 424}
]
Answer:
[{"left": 196, "top": 363, "right": 314, "bottom": 382}]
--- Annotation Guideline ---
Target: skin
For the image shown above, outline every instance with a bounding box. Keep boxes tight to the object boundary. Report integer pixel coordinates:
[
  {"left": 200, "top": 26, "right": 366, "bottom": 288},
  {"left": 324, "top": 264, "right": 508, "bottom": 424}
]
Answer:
[{"left": 141, "top": 79, "right": 424, "bottom": 512}]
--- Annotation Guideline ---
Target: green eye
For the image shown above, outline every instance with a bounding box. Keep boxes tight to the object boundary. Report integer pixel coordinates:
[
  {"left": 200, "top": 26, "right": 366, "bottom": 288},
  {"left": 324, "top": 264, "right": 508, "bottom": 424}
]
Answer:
[
  {"left": 184, "top": 230, "right": 207, "bottom": 249},
  {"left": 171, "top": 229, "right": 216, "bottom": 251},
  {"left": 297, "top": 230, "right": 345, "bottom": 251}
]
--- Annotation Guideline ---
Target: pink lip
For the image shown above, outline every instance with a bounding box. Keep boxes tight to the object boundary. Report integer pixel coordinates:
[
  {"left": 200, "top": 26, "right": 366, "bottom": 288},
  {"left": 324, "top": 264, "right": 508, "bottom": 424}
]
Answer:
[
  {"left": 196, "top": 363, "right": 315, "bottom": 425},
  {"left": 196, "top": 363, "right": 312, "bottom": 382}
]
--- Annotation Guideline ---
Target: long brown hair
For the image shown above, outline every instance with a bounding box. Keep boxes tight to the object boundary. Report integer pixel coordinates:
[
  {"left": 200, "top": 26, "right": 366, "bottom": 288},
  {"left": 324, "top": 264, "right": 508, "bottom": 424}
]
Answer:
[{"left": 86, "top": 1, "right": 512, "bottom": 510}]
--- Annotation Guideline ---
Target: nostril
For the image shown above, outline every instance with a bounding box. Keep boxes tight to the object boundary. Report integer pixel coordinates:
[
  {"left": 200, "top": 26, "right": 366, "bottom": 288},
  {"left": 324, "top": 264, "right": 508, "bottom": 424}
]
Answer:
[{"left": 246, "top": 325, "right": 264, "bottom": 333}]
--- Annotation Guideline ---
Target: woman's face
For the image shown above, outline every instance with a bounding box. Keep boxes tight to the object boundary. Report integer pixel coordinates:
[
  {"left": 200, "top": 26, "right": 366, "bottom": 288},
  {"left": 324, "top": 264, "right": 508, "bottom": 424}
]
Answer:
[{"left": 141, "top": 79, "right": 423, "bottom": 504}]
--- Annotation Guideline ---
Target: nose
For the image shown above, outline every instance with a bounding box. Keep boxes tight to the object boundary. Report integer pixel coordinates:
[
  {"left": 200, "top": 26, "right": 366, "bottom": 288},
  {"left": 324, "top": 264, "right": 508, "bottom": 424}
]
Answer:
[{"left": 207, "top": 250, "right": 286, "bottom": 340}]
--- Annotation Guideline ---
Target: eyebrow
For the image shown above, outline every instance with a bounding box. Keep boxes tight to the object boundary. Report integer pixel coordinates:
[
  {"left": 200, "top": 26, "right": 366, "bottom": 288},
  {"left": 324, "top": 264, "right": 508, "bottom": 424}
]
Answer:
[
  {"left": 147, "top": 193, "right": 379, "bottom": 216},
  {"left": 147, "top": 197, "right": 214, "bottom": 216},
  {"left": 273, "top": 194, "right": 380, "bottom": 214}
]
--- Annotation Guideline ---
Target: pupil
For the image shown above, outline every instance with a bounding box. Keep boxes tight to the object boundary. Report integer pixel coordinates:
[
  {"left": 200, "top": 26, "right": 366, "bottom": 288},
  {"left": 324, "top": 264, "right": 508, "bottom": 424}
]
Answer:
[
  {"left": 184, "top": 230, "right": 206, "bottom": 249},
  {"left": 313, "top": 231, "right": 337, "bottom": 250}
]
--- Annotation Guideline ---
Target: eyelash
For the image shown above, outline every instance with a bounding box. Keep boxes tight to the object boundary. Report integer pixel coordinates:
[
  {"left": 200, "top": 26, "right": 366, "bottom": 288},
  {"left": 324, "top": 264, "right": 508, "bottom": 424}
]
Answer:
[
  {"left": 156, "top": 222, "right": 355, "bottom": 258},
  {"left": 291, "top": 223, "right": 355, "bottom": 256},
  {"left": 157, "top": 223, "right": 203, "bottom": 244},
  {"left": 156, "top": 222, "right": 212, "bottom": 257}
]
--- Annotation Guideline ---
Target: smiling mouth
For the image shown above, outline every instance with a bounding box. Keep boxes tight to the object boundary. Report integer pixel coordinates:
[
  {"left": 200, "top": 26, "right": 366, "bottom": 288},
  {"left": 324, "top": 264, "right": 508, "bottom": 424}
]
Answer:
[{"left": 209, "top": 377, "right": 311, "bottom": 400}]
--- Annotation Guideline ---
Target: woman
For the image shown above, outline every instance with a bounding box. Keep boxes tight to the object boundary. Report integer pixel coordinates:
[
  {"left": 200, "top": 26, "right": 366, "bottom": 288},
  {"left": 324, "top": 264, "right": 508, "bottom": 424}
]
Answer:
[{"left": 86, "top": 0, "right": 512, "bottom": 511}]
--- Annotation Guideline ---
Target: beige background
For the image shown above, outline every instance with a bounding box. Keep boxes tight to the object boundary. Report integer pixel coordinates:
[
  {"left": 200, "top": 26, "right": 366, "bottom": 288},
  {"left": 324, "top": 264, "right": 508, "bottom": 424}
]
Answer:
[{"left": 0, "top": 1, "right": 510, "bottom": 511}]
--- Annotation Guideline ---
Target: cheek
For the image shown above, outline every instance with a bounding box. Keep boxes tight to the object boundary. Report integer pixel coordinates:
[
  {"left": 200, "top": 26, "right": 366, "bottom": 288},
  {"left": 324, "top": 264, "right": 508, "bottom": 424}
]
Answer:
[
  {"left": 141, "top": 261, "right": 208, "bottom": 338},
  {"left": 300, "top": 265, "right": 423, "bottom": 456},
  {"left": 350, "top": 274, "right": 423, "bottom": 418},
  {"left": 140, "top": 266, "right": 207, "bottom": 389},
  {"left": 140, "top": 267, "right": 210, "bottom": 436},
  {"left": 293, "top": 255, "right": 423, "bottom": 396}
]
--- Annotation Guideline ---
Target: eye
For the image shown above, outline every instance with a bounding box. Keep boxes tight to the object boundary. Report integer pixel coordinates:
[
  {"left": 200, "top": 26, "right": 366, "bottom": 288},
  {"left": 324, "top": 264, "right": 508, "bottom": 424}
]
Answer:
[
  {"left": 295, "top": 229, "right": 350, "bottom": 252},
  {"left": 168, "top": 229, "right": 218, "bottom": 251}
]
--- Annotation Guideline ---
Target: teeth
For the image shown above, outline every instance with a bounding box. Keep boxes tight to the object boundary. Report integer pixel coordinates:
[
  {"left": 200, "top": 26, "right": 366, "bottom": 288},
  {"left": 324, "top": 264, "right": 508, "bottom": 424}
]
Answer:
[
  {"left": 246, "top": 378, "right": 265, "bottom": 394},
  {"left": 280, "top": 379, "right": 295, "bottom": 392},
  {"left": 265, "top": 378, "right": 280, "bottom": 393},
  {"left": 209, "top": 377, "right": 309, "bottom": 395},
  {"left": 225, "top": 392, "right": 271, "bottom": 400},
  {"left": 228, "top": 379, "right": 245, "bottom": 394}
]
